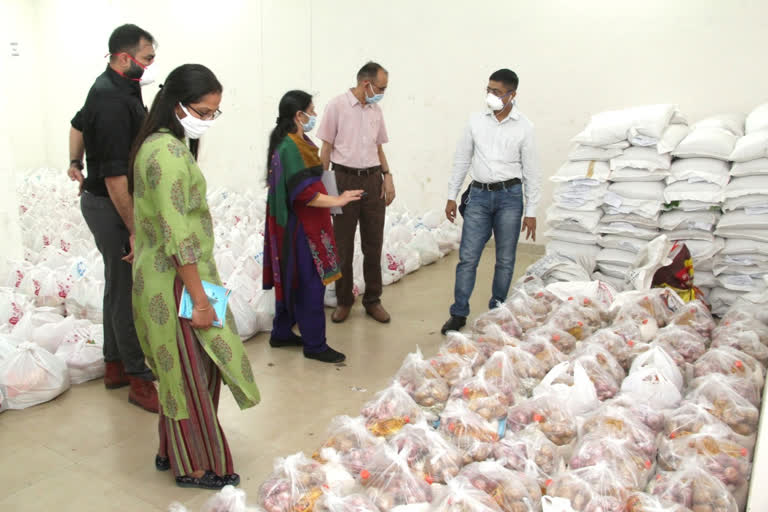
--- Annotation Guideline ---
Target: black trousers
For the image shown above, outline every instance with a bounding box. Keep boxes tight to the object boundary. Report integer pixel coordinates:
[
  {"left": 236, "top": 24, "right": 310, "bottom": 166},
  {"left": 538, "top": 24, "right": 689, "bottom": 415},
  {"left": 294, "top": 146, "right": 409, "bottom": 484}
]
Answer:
[{"left": 80, "top": 192, "right": 151, "bottom": 378}]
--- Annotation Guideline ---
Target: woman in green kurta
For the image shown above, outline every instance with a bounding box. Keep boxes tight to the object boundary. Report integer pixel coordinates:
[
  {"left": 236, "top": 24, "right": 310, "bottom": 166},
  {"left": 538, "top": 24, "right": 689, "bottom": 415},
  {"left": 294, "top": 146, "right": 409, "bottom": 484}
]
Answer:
[{"left": 130, "top": 64, "right": 259, "bottom": 490}]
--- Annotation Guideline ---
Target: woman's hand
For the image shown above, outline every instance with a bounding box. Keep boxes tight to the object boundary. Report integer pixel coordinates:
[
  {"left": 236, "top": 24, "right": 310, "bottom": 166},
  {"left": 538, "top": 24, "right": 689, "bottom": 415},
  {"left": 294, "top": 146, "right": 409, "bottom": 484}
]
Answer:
[
  {"left": 337, "top": 189, "right": 364, "bottom": 207},
  {"left": 190, "top": 303, "right": 218, "bottom": 329}
]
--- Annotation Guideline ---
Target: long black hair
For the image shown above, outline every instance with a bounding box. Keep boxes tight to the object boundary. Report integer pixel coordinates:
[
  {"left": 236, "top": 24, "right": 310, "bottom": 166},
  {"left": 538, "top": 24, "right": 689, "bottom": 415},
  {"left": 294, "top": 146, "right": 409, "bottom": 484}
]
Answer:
[
  {"left": 266, "top": 90, "right": 312, "bottom": 175},
  {"left": 129, "top": 64, "right": 222, "bottom": 189}
]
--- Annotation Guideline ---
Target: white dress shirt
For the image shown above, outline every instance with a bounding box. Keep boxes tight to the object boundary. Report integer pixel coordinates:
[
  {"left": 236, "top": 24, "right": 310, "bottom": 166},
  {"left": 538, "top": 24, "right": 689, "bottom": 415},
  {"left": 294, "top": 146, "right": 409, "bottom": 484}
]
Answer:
[{"left": 448, "top": 106, "right": 541, "bottom": 217}]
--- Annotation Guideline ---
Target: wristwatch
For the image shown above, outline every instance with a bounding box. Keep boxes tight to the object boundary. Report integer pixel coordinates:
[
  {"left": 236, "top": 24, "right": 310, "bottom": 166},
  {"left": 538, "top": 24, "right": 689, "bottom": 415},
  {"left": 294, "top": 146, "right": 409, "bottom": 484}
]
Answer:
[{"left": 70, "top": 159, "right": 84, "bottom": 170}]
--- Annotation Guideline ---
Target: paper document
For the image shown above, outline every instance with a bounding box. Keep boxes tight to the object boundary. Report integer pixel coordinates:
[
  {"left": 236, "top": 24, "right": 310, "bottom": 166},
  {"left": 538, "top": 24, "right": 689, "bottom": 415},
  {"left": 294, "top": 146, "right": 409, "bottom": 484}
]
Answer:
[
  {"left": 178, "top": 281, "right": 231, "bottom": 328},
  {"left": 322, "top": 170, "right": 343, "bottom": 215}
]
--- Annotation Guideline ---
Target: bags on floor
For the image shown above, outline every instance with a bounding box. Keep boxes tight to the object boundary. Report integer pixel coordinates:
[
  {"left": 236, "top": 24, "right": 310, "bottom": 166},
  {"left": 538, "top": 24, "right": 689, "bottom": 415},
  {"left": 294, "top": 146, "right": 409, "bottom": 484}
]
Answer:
[
  {"left": 672, "top": 126, "right": 738, "bottom": 160},
  {"left": 0, "top": 341, "right": 70, "bottom": 409},
  {"left": 54, "top": 323, "right": 105, "bottom": 384}
]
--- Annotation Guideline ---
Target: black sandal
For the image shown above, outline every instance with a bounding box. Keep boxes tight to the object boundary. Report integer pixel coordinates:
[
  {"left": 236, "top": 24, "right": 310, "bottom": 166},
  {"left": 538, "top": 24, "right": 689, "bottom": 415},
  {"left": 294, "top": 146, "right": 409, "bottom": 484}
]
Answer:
[
  {"left": 222, "top": 473, "right": 240, "bottom": 486},
  {"left": 155, "top": 455, "right": 170, "bottom": 471},
  {"left": 175, "top": 471, "right": 226, "bottom": 490}
]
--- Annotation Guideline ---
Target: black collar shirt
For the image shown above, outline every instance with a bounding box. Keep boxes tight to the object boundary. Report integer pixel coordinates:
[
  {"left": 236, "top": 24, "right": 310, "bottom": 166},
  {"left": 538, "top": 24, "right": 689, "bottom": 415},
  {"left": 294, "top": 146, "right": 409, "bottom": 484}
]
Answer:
[{"left": 71, "top": 66, "right": 146, "bottom": 196}]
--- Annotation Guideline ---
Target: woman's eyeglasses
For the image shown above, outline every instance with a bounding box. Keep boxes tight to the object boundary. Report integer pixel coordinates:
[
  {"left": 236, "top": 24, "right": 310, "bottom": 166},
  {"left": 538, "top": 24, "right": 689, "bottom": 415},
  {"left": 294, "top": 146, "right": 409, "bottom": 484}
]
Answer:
[{"left": 187, "top": 104, "right": 223, "bottom": 121}]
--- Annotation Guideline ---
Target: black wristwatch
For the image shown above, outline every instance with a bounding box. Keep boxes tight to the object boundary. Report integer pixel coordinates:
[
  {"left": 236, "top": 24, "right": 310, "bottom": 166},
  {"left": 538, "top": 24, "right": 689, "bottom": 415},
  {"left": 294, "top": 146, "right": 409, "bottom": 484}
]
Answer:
[{"left": 70, "top": 159, "right": 84, "bottom": 170}]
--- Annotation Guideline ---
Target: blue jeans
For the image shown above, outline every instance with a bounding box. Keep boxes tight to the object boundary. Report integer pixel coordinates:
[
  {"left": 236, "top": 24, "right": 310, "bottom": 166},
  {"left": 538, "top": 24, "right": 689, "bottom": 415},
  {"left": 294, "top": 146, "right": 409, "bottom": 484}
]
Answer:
[{"left": 450, "top": 184, "right": 523, "bottom": 318}]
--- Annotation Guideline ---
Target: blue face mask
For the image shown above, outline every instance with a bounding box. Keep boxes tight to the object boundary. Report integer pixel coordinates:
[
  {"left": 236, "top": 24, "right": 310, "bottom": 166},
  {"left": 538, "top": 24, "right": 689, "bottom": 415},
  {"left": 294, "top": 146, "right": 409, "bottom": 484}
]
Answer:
[
  {"left": 365, "top": 83, "right": 385, "bottom": 104},
  {"left": 300, "top": 112, "right": 317, "bottom": 132}
]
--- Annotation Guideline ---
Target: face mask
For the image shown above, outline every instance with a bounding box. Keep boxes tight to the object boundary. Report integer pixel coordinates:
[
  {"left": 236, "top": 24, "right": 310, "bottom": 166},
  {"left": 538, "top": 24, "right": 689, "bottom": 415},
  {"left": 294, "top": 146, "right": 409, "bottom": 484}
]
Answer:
[
  {"left": 138, "top": 63, "right": 156, "bottom": 86},
  {"left": 176, "top": 103, "right": 216, "bottom": 139},
  {"left": 118, "top": 53, "right": 156, "bottom": 86},
  {"left": 300, "top": 112, "right": 317, "bottom": 132},
  {"left": 365, "top": 83, "right": 384, "bottom": 104},
  {"left": 485, "top": 92, "right": 514, "bottom": 112}
]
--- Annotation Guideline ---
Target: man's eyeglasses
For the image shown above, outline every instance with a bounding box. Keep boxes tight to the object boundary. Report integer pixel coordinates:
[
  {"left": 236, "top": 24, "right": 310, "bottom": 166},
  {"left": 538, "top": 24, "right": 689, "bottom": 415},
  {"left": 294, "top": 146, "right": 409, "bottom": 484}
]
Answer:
[{"left": 187, "top": 104, "right": 223, "bottom": 121}]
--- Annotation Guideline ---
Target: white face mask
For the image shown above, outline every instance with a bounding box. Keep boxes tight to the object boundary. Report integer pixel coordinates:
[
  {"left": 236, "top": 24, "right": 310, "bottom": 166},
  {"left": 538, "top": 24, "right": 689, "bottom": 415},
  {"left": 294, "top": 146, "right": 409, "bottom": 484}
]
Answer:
[
  {"left": 485, "top": 92, "right": 514, "bottom": 112},
  {"left": 176, "top": 103, "right": 216, "bottom": 140},
  {"left": 139, "top": 62, "right": 157, "bottom": 86}
]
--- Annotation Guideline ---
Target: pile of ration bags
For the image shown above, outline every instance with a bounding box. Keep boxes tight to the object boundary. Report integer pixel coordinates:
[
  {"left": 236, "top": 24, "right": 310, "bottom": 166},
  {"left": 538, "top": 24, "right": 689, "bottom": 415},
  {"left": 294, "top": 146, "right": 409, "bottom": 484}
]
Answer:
[
  {"left": 543, "top": 102, "right": 768, "bottom": 315},
  {"left": 173, "top": 279, "right": 768, "bottom": 512},
  {"left": 0, "top": 168, "right": 461, "bottom": 413}
]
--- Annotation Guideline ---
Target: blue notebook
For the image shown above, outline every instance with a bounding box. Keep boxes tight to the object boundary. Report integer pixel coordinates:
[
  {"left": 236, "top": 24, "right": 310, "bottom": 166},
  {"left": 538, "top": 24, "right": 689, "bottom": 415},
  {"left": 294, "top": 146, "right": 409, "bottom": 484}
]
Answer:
[{"left": 178, "top": 281, "right": 231, "bottom": 328}]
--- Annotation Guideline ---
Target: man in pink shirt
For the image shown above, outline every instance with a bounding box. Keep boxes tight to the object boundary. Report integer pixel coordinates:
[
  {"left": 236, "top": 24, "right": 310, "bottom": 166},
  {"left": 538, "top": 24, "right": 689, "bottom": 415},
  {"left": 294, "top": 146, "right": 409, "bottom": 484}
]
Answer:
[{"left": 317, "top": 62, "right": 396, "bottom": 324}]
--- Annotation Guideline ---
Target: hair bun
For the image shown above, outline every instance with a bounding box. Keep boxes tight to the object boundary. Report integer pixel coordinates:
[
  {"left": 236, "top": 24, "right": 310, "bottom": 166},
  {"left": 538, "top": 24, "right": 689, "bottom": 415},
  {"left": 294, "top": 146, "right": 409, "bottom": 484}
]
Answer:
[{"left": 158, "top": 83, "right": 164, "bottom": 90}]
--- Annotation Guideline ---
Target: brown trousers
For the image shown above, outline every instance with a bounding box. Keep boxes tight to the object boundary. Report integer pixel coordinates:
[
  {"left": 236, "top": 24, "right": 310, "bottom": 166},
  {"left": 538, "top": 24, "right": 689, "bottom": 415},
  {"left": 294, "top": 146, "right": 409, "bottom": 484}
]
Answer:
[{"left": 332, "top": 165, "right": 386, "bottom": 307}]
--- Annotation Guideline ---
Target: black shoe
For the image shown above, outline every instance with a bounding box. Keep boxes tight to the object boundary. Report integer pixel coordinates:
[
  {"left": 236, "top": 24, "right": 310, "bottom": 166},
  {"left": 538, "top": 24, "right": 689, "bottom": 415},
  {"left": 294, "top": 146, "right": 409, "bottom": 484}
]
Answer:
[
  {"left": 304, "top": 347, "right": 346, "bottom": 363},
  {"left": 269, "top": 332, "right": 304, "bottom": 348},
  {"left": 175, "top": 471, "right": 227, "bottom": 490},
  {"left": 155, "top": 455, "right": 170, "bottom": 471},
  {"left": 441, "top": 315, "right": 466, "bottom": 335},
  {"left": 223, "top": 473, "right": 241, "bottom": 486}
]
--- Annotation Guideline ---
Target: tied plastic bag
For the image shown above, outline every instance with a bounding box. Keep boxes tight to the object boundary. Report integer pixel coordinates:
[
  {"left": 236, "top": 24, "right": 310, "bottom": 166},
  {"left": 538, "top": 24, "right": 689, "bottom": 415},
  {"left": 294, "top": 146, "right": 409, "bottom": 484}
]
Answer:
[
  {"left": 473, "top": 307, "right": 523, "bottom": 339},
  {"left": 438, "top": 399, "right": 500, "bottom": 465},
  {"left": 0, "top": 341, "right": 71, "bottom": 409},
  {"left": 358, "top": 444, "right": 433, "bottom": 511},
  {"left": 501, "top": 291, "right": 552, "bottom": 332},
  {"left": 395, "top": 348, "right": 450, "bottom": 419},
  {"left": 693, "top": 347, "right": 765, "bottom": 395},
  {"left": 388, "top": 422, "right": 462, "bottom": 484},
  {"left": 471, "top": 324, "right": 516, "bottom": 358},
  {"left": 428, "top": 352, "right": 474, "bottom": 387},
  {"left": 493, "top": 424, "right": 565, "bottom": 491},
  {"left": 583, "top": 327, "right": 646, "bottom": 371},
  {"left": 669, "top": 300, "right": 716, "bottom": 339},
  {"left": 581, "top": 404, "right": 660, "bottom": 460},
  {"left": 201, "top": 485, "right": 255, "bottom": 512},
  {"left": 568, "top": 436, "right": 655, "bottom": 490},
  {"left": 625, "top": 492, "right": 692, "bottom": 512},
  {"left": 524, "top": 325, "right": 577, "bottom": 355},
  {"left": 653, "top": 325, "right": 708, "bottom": 365},
  {"left": 259, "top": 453, "right": 327, "bottom": 512},
  {"left": 533, "top": 361, "right": 599, "bottom": 416},
  {"left": 570, "top": 344, "right": 626, "bottom": 400},
  {"left": 482, "top": 348, "right": 543, "bottom": 400},
  {"left": 605, "top": 395, "right": 666, "bottom": 434},
  {"left": 440, "top": 332, "right": 487, "bottom": 371},
  {"left": 647, "top": 462, "right": 739, "bottom": 512},
  {"left": 315, "top": 492, "right": 380, "bottom": 512},
  {"left": 506, "top": 394, "right": 577, "bottom": 447},
  {"left": 711, "top": 322, "right": 768, "bottom": 367},
  {"left": 360, "top": 382, "right": 424, "bottom": 437},
  {"left": 545, "top": 462, "right": 634, "bottom": 512},
  {"left": 664, "top": 401, "right": 755, "bottom": 451},
  {"left": 687, "top": 374, "right": 761, "bottom": 437},
  {"left": 459, "top": 460, "right": 542, "bottom": 512},
  {"left": 630, "top": 346, "right": 685, "bottom": 391},
  {"left": 54, "top": 323, "right": 105, "bottom": 384},
  {"left": 657, "top": 429, "right": 751, "bottom": 500},
  {"left": 11, "top": 306, "right": 66, "bottom": 351},
  {"left": 450, "top": 367, "right": 514, "bottom": 420},
  {"left": 433, "top": 476, "right": 504, "bottom": 512},
  {"left": 518, "top": 334, "right": 566, "bottom": 372},
  {"left": 0, "top": 287, "right": 32, "bottom": 327},
  {"left": 621, "top": 366, "right": 682, "bottom": 410},
  {"left": 312, "top": 415, "right": 383, "bottom": 474},
  {"left": 544, "top": 300, "right": 604, "bottom": 341}
]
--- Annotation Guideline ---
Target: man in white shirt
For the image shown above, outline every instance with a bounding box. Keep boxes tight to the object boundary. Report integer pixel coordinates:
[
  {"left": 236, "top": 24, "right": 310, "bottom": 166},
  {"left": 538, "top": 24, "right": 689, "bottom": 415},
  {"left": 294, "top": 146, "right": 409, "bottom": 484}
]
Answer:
[{"left": 442, "top": 69, "right": 540, "bottom": 334}]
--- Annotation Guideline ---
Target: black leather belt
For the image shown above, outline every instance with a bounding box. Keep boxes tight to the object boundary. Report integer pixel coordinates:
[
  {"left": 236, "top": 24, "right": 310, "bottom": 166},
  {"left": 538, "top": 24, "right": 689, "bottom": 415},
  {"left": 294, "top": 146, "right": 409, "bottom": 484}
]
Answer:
[
  {"left": 471, "top": 178, "right": 521, "bottom": 191},
  {"left": 333, "top": 163, "right": 382, "bottom": 176}
]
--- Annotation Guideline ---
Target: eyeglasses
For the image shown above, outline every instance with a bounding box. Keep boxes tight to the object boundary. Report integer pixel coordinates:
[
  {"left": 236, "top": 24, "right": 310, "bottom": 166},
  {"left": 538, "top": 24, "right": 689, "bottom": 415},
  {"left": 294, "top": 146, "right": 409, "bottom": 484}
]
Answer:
[{"left": 187, "top": 104, "right": 223, "bottom": 121}]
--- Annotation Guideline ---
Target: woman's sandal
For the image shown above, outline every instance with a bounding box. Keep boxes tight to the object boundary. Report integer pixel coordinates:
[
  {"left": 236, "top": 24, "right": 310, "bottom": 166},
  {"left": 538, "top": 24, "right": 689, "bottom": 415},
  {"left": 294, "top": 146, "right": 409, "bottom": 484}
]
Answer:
[
  {"left": 222, "top": 473, "right": 240, "bottom": 486},
  {"left": 175, "top": 471, "right": 226, "bottom": 490},
  {"left": 155, "top": 455, "right": 170, "bottom": 471}
]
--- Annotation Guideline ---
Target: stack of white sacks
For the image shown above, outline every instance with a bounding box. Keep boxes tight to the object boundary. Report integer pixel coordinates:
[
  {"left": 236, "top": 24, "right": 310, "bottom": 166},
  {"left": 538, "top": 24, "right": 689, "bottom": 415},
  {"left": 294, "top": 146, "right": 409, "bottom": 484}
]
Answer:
[
  {"left": 712, "top": 103, "right": 768, "bottom": 314},
  {"left": 0, "top": 168, "right": 460, "bottom": 412},
  {"left": 545, "top": 105, "right": 688, "bottom": 290}
]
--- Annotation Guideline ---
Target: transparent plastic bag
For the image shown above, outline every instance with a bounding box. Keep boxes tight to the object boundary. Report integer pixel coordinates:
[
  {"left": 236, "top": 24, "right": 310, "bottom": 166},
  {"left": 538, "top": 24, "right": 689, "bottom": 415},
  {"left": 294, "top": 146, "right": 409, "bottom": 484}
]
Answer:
[
  {"left": 360, "top": 382, "right": 424, "bottom": 437},
  {"left": 611, "top": 289, "right": 685, "bottom": 328},
  {"left": 693, "top": 347, "right": 764, "bottom": 395},
  {"left": 715, "top": 317, "right": 768, "bottom": 346},
  {"left": 569, "top": 436, "right": 654, "bottom": 490},
  {"left": 518, "top": 335, "right": 566, "bottom": 372},
  {"left": 533, "top": 361, "right": 600, "bottom": 416},
  {"left": 450, "top": 367, "right": 514, "bottom": 420},
  {"left": 524, "top": 325, "right": 577, "bottom": 355},
  {"left": 313, "top": 415, "right": 383, "bottom": 474},
  {"left": 647, "top": 462, "right": 739, "bottom": 512},
  {"left": 429, "top": 352, "right": 475, "bottom": 388},
  {"left": 259, "top": 453, "right": 327, "bottom": 512},
  {"left": 545, "top": 300, "right": 603, "bottom": 341},
  {"left": 493, "top": 424, "right": 565, "bottom": 491},
  {"left": 653, "top": 325, "right": 708, "bottom": 365},
  {"left": 507, "top": 394, "right": 577, "bottom": 447},
  {"left": 582, "top": 327, "right": 642, "bottom": 371},
  {"left": 687, "top": 374, "right": 761, "bottom": 436},
  {"left": 570, "top": 344, "right": 626, "bottom": 400},
  {"left": 459, "top": 460, "right": 542, "bottom": 512},
  {"left": 432, "top": 476, "right": 504, "bottom": 512},
  {"left": 315, "top": 492, "right": 380, "bottom": 512},
  {"left": 388, "top": 421, "right": 463, "bottom": 484},
  {"left": 581, "top": 403, "right": 660, "bottom": 460},
  {"left": 621, "top": 366, "right": 683, "bottom": 410},
  {"left": 630, "top": 346, "right": 684, "bottom": 391},
  {"left": 606, "top": 395, "right": 667, "bottom": 434},
  {"left": 669, "top": 299, "right": 716, "bottom": 339},
  {"left": 200, "top": 485, "right": 255, "bottom": 512},
  {"left": 481, "top": 347, "right": 543, "bottom": 399},
  {"left": 358, "top": 444, "right": 433, "bottom": 510},
  {"left": 440, "top": 332, "right": 487, "bottom": 372},
  {"left": 438, "top": 399, "right": 500, "bottom": 465},
  {"left": 625, "top": 492, "right": 693, "bottom": 512},
  {"left": 664, "top": 401, "right": 755, "bottom": 451},
  {"left": 546, "top": 462, "right": 633, "bottom": 512},
  {"left": 471, "top": 324, "right": 517, "bottom": 358},
  {"left": 473, "top": 307, "right": 523, "bottom": 339},
  {"left": 711, "top": 324, "right": 768, "bottom": 367},
  {"left": 395, "top": 348, "right": 450, "bottom": 419},
  {"left": 501, "top": 291, "right": 547, "bottom": 332},
  {"left": 54, "top": 322, "right": 105, "bottom": 384}
]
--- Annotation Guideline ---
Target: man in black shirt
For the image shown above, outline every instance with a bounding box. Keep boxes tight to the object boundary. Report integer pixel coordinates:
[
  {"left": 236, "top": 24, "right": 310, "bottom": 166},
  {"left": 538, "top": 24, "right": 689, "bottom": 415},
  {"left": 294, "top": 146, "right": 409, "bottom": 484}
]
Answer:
[{"left": 68, "top": 24, "right": 158, "bottom": 412}]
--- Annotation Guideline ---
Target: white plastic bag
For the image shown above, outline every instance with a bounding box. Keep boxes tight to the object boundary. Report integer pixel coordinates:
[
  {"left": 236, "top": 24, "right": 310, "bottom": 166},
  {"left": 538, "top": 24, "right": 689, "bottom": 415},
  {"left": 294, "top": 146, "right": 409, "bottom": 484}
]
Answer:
[
  {"left": 626, "top": 235, "right": 674, "bottom": 290},
  {"left": 0, "top": 341, "right": 71, "bottom": 409},
  {"left": 55, "top": 323, "right": 105, "bottom": 384},
  {"left": 533, "top": 361, "right": 599, "bottom": 416},
  {"left": 621, "top": 366, "right": 682, "bottom": 410}
]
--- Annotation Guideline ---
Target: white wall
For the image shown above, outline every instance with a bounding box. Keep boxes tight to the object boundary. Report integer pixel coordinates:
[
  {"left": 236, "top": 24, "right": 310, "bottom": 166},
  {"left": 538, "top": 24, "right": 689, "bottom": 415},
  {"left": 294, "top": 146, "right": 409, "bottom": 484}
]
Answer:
[{"left": 6, "top": 0, "right": 768, "bottom": 245}]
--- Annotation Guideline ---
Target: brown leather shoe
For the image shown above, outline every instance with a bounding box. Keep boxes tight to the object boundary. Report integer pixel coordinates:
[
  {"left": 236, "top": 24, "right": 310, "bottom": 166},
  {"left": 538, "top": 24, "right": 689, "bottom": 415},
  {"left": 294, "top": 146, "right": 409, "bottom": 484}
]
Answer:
[
  {"left": 332, "top": 305, "right": 352, "bottom": 323},
  {"left": 365, "top": 303, "right": 391, "bottom": 324},
  {"left": 104, "top": 361, "right": 130, "bottom": 389},
  {"left": 128, "top": 377, "right": 160, "bottom": 413}
]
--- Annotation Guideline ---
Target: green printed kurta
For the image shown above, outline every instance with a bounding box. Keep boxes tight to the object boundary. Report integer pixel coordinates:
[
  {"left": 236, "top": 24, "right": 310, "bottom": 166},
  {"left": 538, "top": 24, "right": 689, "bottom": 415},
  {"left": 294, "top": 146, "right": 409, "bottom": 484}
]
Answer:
[{"left": 132, "top": 130, "right": 260, "bottom": 420}]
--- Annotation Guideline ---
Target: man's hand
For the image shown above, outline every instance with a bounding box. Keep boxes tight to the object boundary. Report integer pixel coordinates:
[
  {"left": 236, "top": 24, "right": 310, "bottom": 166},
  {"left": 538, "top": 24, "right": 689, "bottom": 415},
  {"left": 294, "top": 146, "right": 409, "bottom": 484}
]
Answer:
[
  {"left": 121, "top": 233, "right": 136, "bottom": 263},
  {"left": 68, "top": 165, "right": 85, "bottom": 196},
  {"left": 445, "top": 200, "right": 458, "bottom": 223},
  {"left": 521, "top": 217, "right": 537, "bottom": 242},
  {"left": 381, "top": 174, "right": 396, "bottom": 206}
]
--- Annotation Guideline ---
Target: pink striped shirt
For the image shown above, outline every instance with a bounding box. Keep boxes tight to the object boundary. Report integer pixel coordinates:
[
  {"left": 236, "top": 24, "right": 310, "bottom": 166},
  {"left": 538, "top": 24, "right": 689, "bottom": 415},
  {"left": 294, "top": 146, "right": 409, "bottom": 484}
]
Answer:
[{"left": 316, "top": 90, "right": 389, "bottom": 168}]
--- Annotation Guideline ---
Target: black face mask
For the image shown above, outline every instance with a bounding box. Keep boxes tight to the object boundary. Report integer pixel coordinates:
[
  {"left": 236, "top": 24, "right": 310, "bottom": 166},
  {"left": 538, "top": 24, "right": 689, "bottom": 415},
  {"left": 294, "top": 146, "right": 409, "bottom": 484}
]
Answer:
[{"left": 124, "top": 59, "right": 145, "bottom": 80}]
